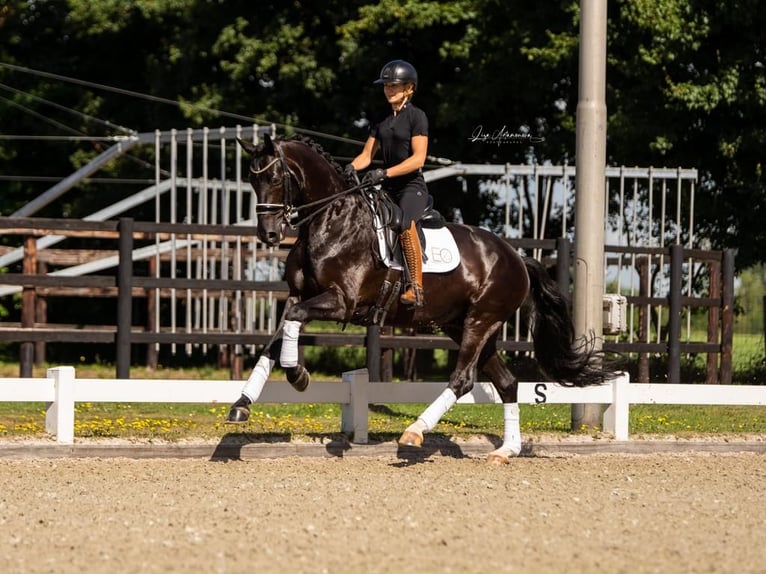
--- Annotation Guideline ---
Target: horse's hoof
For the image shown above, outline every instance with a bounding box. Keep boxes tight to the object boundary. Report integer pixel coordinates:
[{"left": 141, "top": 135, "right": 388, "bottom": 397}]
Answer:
[
  {"left": 226, "top": 406, "right": 250, "bottom": 423},
  {"left": 286, "top": 365, "right": 310, "bottom": 392},
  {"left": 486, "top": 453, "right": 511, "bottom": 465},
  {"left": 398, "top": 430, "right": 423, "bottom": 448},
  {"left": 486, "top": 447, "right": 518, "bottom": 465},
  {"left": 225, "top": 396, "right": 251, "bottom": 423}
]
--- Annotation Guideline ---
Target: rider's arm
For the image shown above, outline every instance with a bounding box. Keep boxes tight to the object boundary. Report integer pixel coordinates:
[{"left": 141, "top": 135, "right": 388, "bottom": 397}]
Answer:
[
  {"left": 383, "top": 135, "right": 428, "bottom": 178},
  {"left": 350, "top": 136, "right": 378, "bottom": 171}
]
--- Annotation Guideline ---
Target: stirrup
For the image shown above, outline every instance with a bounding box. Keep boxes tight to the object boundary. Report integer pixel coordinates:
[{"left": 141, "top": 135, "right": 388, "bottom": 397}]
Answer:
[{"left": 400, "top": 286, "right": 424, "bottom": 308}]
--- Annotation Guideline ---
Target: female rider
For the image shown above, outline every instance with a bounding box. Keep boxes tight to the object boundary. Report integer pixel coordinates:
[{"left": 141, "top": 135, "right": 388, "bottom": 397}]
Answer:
[{"left": 347, "top": 59, "right": 430, "bottom": 308}]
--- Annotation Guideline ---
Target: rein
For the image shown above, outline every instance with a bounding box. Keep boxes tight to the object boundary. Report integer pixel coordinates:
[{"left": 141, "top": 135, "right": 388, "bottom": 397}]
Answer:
[{"left": 286, "top": 181, "right": 372, "bottom": 229}]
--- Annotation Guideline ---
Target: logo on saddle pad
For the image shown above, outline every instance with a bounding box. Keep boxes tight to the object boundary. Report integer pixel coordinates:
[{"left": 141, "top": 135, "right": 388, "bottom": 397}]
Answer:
[{"left": 376, "top": 225, "right": 460, "bottom": 273}]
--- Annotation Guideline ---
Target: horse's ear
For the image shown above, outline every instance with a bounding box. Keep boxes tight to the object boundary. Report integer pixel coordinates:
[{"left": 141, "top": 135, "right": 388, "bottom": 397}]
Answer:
[
  {"left": 262, "top": 133, "right": 275, "bottom": 155},
  {"left": 237, "top": 137, "right": 258, "bottom": 156}
]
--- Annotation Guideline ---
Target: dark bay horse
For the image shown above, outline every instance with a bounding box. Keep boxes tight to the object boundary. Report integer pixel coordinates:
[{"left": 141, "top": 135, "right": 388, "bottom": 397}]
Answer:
[{"left": 227, "top": 134, "right": 614, "bottom": 463}]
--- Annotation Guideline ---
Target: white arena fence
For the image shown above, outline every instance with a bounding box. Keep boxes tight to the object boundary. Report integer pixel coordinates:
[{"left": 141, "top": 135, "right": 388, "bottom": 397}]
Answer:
[{"left": 2, "top": 367, "right": 766, "bottom": 445}]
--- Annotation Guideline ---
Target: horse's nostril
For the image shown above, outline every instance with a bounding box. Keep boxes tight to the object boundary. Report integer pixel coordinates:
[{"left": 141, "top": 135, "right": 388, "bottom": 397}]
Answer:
[{"left": 264, "top": 231, "right": 280, "bottom": 246}]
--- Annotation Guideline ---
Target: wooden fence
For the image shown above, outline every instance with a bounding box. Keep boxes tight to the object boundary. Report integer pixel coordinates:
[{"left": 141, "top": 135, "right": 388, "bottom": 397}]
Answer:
[{"left": 0, "top": 217, "right": 735, "bottom": 384}]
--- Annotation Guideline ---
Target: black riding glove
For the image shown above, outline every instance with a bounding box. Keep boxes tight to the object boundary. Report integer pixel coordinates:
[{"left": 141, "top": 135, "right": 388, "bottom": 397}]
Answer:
[
  {"left": 362, "top": 168, "right": 387, "bottom": 186},
  {"left": 343, "top": 163, "right": 360, "bottom": 185}
]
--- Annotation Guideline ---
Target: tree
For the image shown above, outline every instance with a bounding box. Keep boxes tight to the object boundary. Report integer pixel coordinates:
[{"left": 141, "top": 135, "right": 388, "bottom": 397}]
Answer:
[
  {"left": 1, "top": 0, "right": 764, "bottom": 266},
  {"left": 605, "top": 0, "right": 766, "bottom": 267},
  {"left": 735, "top": 264, "right": 766, "bottom": 334}
]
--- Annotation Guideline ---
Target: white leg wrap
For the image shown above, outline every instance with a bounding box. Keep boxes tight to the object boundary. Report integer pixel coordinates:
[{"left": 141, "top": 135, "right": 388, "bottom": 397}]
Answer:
[
  {"left": 418, "top": 388, "right": 458, "bottom": 431},
  {"left": 403, "top": 419, "right": 428, "bottom": 436},
  {"left": 500, "top": 403, "right": 522, "bottom": 456},
  {"left": 280, "top": 320, "right": 301, "bottom": 367},
  {"left": 241, "top": 355, "right": 274, "bottom": 403}
]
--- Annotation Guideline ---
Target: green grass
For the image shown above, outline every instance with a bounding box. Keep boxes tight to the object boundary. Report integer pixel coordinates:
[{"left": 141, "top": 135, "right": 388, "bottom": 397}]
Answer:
[{"left": 3, "top": 396, "right": 766, "bottom": 442}]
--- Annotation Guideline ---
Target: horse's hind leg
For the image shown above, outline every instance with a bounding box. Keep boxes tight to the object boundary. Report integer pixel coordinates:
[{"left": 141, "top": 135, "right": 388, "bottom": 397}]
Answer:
[
  {"left": 480, "top": 351, "right": 522, "bottom": 465},
  {"left": 398, "top": 319, "right": 500, "bottom": 448}
]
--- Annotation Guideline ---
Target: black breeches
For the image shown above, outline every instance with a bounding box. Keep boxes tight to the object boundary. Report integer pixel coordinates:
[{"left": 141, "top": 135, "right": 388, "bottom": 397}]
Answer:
[{"left": 396, "top": 187, "right": 428, "bottom": 230}]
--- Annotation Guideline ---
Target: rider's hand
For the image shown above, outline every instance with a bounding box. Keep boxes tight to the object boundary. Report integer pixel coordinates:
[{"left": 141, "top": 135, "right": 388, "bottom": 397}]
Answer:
[
  {"left": 362, "top": 168, "right": 387, "bottom": 186},
  {"left": 343, "top": 163, "right": 359, "bottom": 185}
]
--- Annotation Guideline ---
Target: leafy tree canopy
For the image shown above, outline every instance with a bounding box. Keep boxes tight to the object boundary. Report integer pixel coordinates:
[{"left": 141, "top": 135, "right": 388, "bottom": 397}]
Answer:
[{"left": 0, "top": 0, "right": 764, "bottom": 266}]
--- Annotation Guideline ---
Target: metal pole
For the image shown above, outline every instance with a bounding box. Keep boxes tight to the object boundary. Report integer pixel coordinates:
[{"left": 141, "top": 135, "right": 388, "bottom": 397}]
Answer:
[
  {"left": 572, "top": 0, "right": 608, "bottom": 430},
  {"left": 20, "top": 236, "right": 37, "bottom": 377}
]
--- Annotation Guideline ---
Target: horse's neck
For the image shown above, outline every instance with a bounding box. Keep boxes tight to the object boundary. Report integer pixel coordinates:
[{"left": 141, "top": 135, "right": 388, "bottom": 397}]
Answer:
[{"left": 300, "top": 194, "right": 373, "bottom": 247}]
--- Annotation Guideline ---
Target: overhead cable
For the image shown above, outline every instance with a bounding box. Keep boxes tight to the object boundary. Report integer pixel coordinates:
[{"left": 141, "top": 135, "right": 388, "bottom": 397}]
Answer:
[
  {"left": 0, "top": 62, "right": 364, "bottom": 147},
  {"left": 0, "top": 81, "right": 135, "bottom": 135}
]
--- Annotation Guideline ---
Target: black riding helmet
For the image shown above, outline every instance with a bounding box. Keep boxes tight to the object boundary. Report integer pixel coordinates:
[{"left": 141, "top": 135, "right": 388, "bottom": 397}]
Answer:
[{"left": 373, "top": 60, "right": 418, "bottom": 89}]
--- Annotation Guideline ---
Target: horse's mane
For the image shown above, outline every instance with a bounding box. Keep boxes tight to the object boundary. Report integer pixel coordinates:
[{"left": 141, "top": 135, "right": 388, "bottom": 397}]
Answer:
[{"left": 280, "top": 134, "right": 356, "bottom": 186}]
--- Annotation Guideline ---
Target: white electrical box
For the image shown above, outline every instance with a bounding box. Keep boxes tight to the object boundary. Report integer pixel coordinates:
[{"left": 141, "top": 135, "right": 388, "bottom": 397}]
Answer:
[{"left": 603, "top": 294, "right": 627, "bottom": 335}]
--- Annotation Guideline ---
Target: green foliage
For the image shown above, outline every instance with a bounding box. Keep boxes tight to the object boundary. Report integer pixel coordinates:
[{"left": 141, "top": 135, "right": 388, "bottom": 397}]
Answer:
[
  {"left": 0, "top": 2, "right": 765, "bottom": 256},
  {"left": 735, "top": 265, "right": 766, "bottom": 334}
]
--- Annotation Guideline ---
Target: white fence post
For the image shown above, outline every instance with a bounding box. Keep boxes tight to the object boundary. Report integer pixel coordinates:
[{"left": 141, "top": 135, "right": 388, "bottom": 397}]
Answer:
[
  {"left": 602, "top": 372, "right": 630, "bottom": 440},
  {"left": 341, "top": 369, "right": 369, "bottom": 444},
  {"left": 45, "top": 366, "right": 76, "bottom": 444}
]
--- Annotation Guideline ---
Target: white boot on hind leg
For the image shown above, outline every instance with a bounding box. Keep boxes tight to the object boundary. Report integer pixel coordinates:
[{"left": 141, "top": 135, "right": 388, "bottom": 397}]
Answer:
[
  {"left": 398, "top": 419, "right": 427, "bottom": 447},
  {"left": 398, "top": 388, "right": 457, "bottom": 447},
  {"left": 487, "top": 403, "right": 522, "bottom": 465}
]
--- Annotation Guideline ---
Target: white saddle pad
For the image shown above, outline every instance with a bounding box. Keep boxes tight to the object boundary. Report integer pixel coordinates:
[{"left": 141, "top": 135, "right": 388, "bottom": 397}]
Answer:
[
  {"left": 374, "top": 220, "right": 460, "bottom": 274},
  {"left": 422, "top": 227, "right": 460, "bottom": 273}
]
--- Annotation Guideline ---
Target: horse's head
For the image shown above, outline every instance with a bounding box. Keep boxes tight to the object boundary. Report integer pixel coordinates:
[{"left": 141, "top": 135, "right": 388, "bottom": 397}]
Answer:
[
  {"left": 238, "top": 134, "right": 299, "bottom": 246},
  {"left": 239, "top": 134, "right": 351, "bottom": 246}
]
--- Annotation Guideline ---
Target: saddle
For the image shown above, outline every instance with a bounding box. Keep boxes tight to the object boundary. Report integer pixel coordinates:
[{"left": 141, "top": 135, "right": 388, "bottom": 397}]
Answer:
[
  {"left": 364, "top": 188, "right": 453, "bottom": 264},
  {"left": 357, "top": 188, "right": 460, "bottom": 326},
  {"left": 375, "top": 191, "right": 447, "bottom": 235}
]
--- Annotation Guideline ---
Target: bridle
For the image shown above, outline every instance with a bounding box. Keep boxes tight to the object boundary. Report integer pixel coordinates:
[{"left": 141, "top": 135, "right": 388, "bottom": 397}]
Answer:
[
  {"left": 250, "top": 144, "right": 300, "bottom": 223},
  {"left": 250, "top": 140, "right": 372, "bottom": 230}
]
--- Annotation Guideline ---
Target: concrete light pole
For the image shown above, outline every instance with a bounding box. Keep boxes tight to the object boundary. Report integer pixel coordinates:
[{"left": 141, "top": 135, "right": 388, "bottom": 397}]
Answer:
[{"left": 572, "top": 0, "right": 608, "bottom": 430}]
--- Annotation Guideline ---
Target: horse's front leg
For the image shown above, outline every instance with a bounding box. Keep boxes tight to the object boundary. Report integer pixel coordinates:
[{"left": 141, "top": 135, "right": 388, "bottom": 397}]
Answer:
[
  {"left": 226, "top": 296, "right": 300, "bottom": 423},
  {"left": 227, "top": 288, "right": 348, "bottom": 423},
  {"left": 279, "top": 319, "right": 310, "bottom": 392},
  {"left": 227, "top": 353, "right": 276, "bottom": 422},
  {"left": 226, "top": 330, "right": 308, "bottom": 423},
  {"left": 280, "top": 284, "right": 349, "bottom": 391}
]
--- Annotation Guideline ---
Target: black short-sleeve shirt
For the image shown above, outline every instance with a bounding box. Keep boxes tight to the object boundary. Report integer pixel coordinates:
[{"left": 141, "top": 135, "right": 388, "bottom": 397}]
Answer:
[{"left": 371, "top": 103, "right": 428, "bottom": 188}]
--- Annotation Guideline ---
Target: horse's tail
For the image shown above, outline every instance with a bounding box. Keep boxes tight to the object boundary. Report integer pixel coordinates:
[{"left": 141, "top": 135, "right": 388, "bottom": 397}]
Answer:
[{"left": 523, "top": 257, "right": 615, "bottom": 387}]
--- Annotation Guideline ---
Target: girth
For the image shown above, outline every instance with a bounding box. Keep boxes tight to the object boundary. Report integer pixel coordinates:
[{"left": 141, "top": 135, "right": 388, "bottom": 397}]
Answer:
[{"left": 354, "top": 267, "right": 402, "bottom": 327}]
